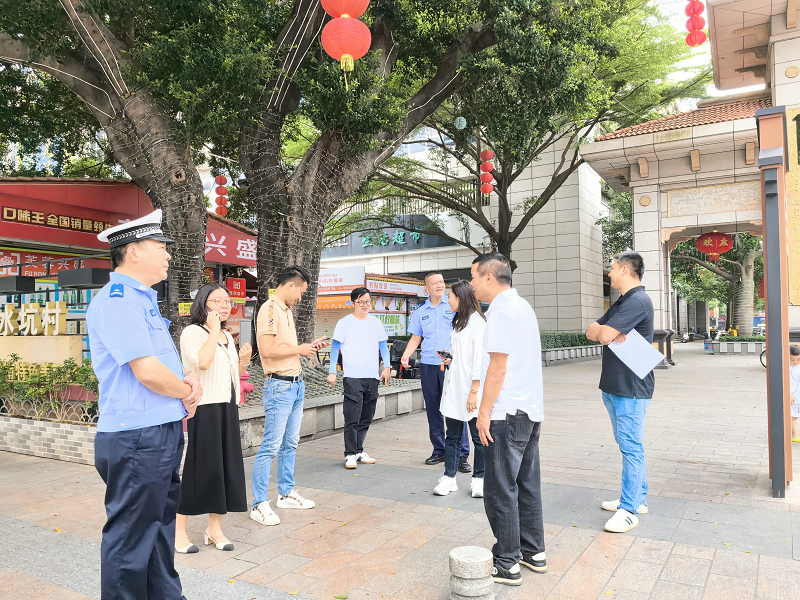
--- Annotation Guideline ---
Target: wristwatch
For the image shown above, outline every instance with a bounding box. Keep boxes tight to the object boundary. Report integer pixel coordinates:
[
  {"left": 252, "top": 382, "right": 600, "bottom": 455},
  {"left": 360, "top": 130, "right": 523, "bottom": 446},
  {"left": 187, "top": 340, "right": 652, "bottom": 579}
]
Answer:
[{"left": 470, "top": 388, "right": 479, "bottom": 394}]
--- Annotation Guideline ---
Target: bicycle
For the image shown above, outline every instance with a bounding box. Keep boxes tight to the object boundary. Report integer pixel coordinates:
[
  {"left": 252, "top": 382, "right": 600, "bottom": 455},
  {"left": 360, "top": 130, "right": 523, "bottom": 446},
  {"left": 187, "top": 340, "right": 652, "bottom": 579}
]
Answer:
[{"left": 761, "top": 349, "right": 767, "bottom": 368}]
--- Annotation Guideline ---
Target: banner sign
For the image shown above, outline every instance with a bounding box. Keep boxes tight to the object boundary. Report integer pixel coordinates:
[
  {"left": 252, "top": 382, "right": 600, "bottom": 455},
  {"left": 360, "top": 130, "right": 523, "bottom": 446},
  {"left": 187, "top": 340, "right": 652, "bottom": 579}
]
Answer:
[
  {"left": 0, "top": 246, "right": 110, "bottom": 278},
  {"left": 318, "top": 266, "right": 365, "bottom": 295},
  {"left": 225, "top": 277, "right": 247, "bottom": 298},
  {"left": 366, "top": 276, "right": 425, "bottom": 297},
  {"left": 376, "top": 313, "right": 407, "bottom": 336}
]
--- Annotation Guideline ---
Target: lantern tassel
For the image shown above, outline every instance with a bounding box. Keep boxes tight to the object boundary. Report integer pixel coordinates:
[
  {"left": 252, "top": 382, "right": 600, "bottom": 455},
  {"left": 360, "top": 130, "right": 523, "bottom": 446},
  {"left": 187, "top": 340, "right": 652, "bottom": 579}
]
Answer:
[{"left": 340, "top": 54, "right": 354, "bottom": 72}]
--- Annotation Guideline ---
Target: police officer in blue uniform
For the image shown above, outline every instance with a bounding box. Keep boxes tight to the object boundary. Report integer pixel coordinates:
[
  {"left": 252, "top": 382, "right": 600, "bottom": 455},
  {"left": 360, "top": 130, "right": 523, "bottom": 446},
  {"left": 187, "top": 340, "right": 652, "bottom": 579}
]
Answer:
[
  {"left": 88, "top": 209, "right": 202, "bottom": 600},
  {"left": 401, "top": 272, "right": 471, "bottom": 469}
]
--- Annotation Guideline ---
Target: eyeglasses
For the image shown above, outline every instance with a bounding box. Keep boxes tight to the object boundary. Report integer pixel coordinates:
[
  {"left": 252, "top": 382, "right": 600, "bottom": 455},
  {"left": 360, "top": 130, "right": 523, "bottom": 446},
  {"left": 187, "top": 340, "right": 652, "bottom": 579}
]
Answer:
[
  {"left": 208, "top": 299, "right": 234, "bottom": 308},
  {"left": 354, "top": 301, "right": 371, "bottom": 307}
]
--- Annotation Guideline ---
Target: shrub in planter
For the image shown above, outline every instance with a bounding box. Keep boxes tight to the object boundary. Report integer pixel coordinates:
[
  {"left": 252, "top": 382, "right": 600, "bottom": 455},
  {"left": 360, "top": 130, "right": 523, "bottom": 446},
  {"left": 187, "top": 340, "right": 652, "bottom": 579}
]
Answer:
[
  {"left": 540, "top": 333, "right": 600, "bottom": 350},
  {"left": 718, "top": 335, "right": 765, "bottom": 342}
]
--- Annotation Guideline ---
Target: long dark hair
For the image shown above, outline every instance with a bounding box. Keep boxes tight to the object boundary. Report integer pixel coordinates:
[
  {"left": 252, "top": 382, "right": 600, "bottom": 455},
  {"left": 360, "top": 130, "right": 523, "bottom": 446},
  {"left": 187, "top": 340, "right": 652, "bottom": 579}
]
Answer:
[
  {"left": 450, "top": 280, "right": 484, "bottom": 332},
  {"left": 190, "top": 283, "right": 229, "bottom": 330}
]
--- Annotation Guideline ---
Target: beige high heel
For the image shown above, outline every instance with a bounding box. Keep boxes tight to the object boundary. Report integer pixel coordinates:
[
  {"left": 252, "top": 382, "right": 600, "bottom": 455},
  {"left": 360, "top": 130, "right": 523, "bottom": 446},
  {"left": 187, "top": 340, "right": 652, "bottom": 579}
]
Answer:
[
  {"left": 204, "top": 531, "right": 234, "bottom": 551},
  {"left": 175, "top": 542, "right": 199, "bottom": 554}
]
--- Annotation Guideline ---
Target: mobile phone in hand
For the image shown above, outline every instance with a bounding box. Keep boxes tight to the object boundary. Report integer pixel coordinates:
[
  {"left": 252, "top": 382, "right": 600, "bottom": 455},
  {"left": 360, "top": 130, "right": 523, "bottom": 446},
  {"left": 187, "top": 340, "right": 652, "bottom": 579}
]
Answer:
[{"left": 437, "top": 350, "right": 452, "bottom": 361}]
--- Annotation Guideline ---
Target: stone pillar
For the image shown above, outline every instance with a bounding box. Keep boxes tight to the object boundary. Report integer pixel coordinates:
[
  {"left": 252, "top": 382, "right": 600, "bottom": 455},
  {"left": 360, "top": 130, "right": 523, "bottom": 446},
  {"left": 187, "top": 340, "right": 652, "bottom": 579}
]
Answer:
[
  {"left": 695, "top": 301, "right": 710, "bottom": 333},
  {"left": 449, "top": 546, "right": 495, "bottom": 600},
  {"left": 632, "top": 184, "right": 666, "bottom": 329}
]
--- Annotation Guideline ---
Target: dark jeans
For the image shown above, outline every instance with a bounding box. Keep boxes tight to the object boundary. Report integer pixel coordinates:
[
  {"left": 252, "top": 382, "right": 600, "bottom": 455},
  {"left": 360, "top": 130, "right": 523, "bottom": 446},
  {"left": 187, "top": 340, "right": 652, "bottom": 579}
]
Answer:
[
  {"left": 444, "top": 417, "right": 484, "bottom": 478},
  {"left": 483, "top": 411, "right": 545, "bottom": 570},
  {"left": 94, "top": 421, "right": 184, "bottom": 600},
  {"left": 420, "top": 363, "right": 469, "bottom": 457},
  {"left": 343, "top": 377, "right": 379, "bottom": 456}
]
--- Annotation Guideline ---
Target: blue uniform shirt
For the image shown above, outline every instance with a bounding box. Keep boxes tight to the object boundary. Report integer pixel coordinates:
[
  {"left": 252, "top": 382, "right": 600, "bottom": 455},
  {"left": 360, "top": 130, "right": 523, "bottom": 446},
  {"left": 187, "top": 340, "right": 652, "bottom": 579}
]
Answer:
[
  {"left": 87, "top": 272, "right": 187, "bottom": 432},
  {"left": 408, "top": 296, "right": 454, "bottom": 365}
]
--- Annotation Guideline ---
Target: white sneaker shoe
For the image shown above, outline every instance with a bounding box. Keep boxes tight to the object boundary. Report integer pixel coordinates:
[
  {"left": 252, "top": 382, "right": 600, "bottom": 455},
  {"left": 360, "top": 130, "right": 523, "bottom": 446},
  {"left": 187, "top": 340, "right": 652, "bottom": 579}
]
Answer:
[
  {"left": 470, "top": 478, "right": 484, "bottom": 498},
  {"left": 250, "top": 500, "right": 280, "bottom": 526},
  {"left": 433, "top": 475, "right": 458, "bottom": 496},
  {"left": 345, "top": 455, "right": 357, "bottom": 469},
  {"left": 604, "top": 508, "right": 638, "bottom": 533},
  {"left": 601, "top": 499, "right": 648, "bottom": 514},
  {"left": 276, "top": 489, "right": 316, "bottom": 510},
  {"left": 357, "top": 452, "right": 376, "bottom": 464}
]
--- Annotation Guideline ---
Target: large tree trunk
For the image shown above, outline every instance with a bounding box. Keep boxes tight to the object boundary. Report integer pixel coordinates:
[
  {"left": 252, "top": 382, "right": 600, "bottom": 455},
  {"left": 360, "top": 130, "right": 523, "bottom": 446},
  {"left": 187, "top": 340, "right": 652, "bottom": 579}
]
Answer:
[{"left": 734, "top": 247, "right": 758, "bottom": 336}]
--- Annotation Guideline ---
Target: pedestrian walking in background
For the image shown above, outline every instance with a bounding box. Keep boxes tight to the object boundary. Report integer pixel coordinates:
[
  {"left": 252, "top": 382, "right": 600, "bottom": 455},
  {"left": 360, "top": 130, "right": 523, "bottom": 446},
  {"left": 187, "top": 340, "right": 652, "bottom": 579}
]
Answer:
[
  {"left": 327, "top": 287, "right": 392, "bottom": 469},
  {"left": 433, "top": 280, "right": 487, "bottom": 498},
  {"left": 250, "top": 266, "right": 328, "bottom": 527},
  {"left": 174, "top": 284, "right": 250, "bottom": 554},
  {"left": 87, "top": 210, "right": 202, "bottom": 600},
  {"left": 401, "top": 272, "right": 471, "bottom": 471},
  {"left": 470, "top": 253, "right": 547, "bottom": 586},
  {"left": 586, "top": 251, "right": 654, "bottom": 533},
  {"left": 789, "top": 344, "right": 800, "bottom": 443}
]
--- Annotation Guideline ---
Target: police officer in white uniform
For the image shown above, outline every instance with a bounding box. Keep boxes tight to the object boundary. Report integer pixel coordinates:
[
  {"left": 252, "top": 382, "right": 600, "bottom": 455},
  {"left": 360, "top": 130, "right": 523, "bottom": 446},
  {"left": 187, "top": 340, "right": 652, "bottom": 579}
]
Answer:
[{"left": 88, "top": 210, "right": 202, "bottom": 600}]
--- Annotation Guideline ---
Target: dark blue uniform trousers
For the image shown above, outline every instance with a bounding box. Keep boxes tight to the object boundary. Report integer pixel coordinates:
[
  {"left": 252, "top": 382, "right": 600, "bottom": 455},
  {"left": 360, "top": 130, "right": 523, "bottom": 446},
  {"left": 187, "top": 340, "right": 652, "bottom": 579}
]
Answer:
[
  {"left": 420, "top": 363, "right": 469, "bottom": 458},
  {"left": 95, "top": 421, "right": 185, "bottom": 600}
]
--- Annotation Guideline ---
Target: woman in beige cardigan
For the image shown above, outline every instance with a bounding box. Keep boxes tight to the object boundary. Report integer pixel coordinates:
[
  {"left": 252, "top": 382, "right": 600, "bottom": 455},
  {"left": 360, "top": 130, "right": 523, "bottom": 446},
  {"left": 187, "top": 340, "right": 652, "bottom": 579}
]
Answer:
[{"left": 175, "top": 284, "right": 252, "bottom": 553}]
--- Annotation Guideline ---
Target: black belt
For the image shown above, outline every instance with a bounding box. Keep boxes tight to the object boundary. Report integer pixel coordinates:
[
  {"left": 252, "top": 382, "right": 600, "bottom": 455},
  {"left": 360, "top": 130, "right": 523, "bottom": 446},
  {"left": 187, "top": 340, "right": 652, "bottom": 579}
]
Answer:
[{"left": 268, "top": 373, "right": 303, "bottom": 383}]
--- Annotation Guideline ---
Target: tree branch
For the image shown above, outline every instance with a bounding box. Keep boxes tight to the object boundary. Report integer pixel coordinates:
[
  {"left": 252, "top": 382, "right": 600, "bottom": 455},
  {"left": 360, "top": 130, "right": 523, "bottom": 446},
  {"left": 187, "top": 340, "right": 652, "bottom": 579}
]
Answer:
[{"left": 672, "top": 255, "right": 738, "bottom": 283}]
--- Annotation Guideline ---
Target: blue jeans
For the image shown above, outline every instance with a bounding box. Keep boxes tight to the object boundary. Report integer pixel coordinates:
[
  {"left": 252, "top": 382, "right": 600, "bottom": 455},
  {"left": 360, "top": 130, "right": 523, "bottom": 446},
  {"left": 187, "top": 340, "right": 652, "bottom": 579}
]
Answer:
[
  {"left": 252, "top": 378, "right": 305, "bottom": 507},
  {"left": 602, "top": 392, "right": 650, "bottom": 515}
]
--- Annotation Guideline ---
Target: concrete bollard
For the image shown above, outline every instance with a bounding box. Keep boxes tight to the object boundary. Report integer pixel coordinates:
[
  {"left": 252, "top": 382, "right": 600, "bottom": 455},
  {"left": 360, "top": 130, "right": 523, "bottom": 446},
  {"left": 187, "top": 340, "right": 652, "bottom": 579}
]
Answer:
[{"left": 449, "top": 546, "right": 495, "bottom": 600}]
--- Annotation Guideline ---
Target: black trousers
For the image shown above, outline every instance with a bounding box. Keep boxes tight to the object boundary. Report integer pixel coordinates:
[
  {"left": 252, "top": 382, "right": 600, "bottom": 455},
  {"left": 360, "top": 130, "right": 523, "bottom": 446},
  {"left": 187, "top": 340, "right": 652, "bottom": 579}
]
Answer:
[
  {"left": 483, "top": 411, "right": 545, "bottom": 570},
  {"left": 420, "top": 363, "right": 470, "bottom": 457},
  {"left": 94, "top": 421, "right": 184, "bottom": 600},
  {"left": 343, "top": 377, "right": 379, "bottom": 456}
]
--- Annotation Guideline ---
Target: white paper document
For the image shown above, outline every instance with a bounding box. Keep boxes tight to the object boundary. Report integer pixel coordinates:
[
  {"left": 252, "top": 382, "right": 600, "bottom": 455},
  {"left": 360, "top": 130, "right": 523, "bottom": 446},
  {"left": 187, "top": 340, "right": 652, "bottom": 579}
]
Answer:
[{"left": 608, "top": 329, "right": 664, "bottom": 379}]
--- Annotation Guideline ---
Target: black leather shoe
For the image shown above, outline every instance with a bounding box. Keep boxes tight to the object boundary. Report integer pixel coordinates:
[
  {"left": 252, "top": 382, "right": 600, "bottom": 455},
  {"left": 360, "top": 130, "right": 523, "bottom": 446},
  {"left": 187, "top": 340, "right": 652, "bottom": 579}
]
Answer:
[
  {"left": 425, "top": 454, "right": 445, "bottom": 465},
  {"left": 492, "top": 561, "right": 522, "bottom": 586},
  {"left": 521, "top": 551, "right": 547, "bottom": 573},
  {"left": 458, "top": 459, "right": 472, "bottom": 473}
]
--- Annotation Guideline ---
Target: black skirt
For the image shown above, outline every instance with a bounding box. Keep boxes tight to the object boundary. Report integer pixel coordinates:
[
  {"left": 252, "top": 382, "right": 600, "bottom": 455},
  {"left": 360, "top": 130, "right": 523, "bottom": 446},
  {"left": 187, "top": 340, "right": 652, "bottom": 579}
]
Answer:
[{"left": 177, "top": 384, "right": 247, "bottom": 515}]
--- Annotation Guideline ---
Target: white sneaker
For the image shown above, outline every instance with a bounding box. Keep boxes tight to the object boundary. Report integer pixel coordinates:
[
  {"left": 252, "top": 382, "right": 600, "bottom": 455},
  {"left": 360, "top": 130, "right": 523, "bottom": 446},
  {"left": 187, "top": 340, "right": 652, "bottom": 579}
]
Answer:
[
  {"left": 250, "top": 500, "right": 280, "bottom": 526},
  {"left": 601, "top": 499, "right": 648, "bottom": 514},
  {"left": 345, "top": 455, "right": 357, "bottom": 469},
  {"left": 276, "top": 489, "right": 315, "bottom": 510},
  {"left": 433, "top": 475, "right": 458, "bottom": 496},
  {"left": 357, "top": 452, "right": 376, "bottom": 464},
  {"left": 604, "top": 508, "right": 638, "bottom": 533},
  {"left": 470, "top": 478, "right": 484, "bottom": 498}
]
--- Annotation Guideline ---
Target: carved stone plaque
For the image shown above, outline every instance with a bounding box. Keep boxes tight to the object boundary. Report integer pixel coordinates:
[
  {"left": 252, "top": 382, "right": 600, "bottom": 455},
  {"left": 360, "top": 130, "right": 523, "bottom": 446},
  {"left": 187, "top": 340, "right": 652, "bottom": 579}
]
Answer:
[
  {"left": 639, "top": 195, "right": 651, "bottom": 207},
  {"left": 667, "top": 182, "right": 761, "bottom": 217}
]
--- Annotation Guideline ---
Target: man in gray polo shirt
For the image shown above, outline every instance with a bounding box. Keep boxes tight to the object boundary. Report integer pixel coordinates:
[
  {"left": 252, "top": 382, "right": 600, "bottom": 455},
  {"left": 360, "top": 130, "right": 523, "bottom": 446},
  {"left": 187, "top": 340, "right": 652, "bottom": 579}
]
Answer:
[
  {"left": 586, "top": 251, "right": 654, "bottom": 533},
  {"left": 471, "top": 252, "right": 546, "bottom": 586}
]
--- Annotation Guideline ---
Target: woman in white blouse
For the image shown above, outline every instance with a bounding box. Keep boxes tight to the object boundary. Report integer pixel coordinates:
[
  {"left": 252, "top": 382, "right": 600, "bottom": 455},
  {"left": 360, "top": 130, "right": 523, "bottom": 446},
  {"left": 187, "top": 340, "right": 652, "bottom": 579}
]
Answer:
[
  {"left": 174, "top": 284, "right": 252, "bottom": 553},
  {"left": 434, "top": 280, "right": 487, "bottom": 498}
]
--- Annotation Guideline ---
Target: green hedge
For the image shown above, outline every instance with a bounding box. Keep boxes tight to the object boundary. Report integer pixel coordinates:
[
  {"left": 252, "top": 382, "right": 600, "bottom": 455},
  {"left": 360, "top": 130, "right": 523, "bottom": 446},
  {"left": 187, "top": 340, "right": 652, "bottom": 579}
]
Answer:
[
  {"left": 541, "top": 333, "right": 600, "bottom": 350},
  {"left": 718, "top": 335, "right": 765, "bottom": 342}
]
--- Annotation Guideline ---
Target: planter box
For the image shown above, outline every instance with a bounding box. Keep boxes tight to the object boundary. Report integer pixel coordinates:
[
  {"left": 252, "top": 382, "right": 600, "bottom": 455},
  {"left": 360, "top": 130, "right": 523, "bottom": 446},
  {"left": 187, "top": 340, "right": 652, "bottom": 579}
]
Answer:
[
  {"left": 711, "top": 341, "right": 766, "bottom": 355},
  {"left": 541, "top": 345, "right": 603, "bottom": 367},
  {"left": 0, "top": 415, "right": 97, "bottom": 465}
]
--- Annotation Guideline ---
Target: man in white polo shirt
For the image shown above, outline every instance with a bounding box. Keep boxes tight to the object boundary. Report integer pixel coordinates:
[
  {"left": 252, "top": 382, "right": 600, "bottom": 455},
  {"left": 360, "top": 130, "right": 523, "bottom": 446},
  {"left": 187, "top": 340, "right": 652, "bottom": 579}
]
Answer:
[{"left": 470, "top": 252, "right": 546, "bottom": 587}]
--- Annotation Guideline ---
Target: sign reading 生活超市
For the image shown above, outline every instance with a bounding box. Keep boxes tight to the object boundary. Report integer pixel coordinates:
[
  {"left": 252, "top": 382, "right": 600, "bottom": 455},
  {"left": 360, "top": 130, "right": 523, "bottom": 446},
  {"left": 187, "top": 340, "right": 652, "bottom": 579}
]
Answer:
[{"left": 0, "top": 301, "right": 67, "bottom": 336}]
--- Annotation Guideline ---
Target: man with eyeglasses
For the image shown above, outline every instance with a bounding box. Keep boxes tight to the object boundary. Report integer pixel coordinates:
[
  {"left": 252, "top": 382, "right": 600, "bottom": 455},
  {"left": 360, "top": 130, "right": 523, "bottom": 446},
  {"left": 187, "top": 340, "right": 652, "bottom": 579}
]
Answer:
[{"left": 327, "top": 287, "right": 392, "bottom": 469}]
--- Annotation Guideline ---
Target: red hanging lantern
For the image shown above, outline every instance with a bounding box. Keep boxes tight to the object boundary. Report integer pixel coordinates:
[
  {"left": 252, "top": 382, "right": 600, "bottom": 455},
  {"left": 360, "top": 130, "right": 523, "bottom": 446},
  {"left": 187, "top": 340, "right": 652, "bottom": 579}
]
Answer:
[
  {"left": 686, "top": 30, "right": 707, "bottom": 47},
  {"left": 480, "top": 183, "right": 494, "bottom": 195},
  {"left": 685, "top": 0, "right": 704, "bottom": 16},
  {"left": 215, "top": 197, "right": 227, "bottom": 206},
  {"left": 479, "top": 149, "right": 494, "bottom": 161},
  {"left": 321, "top": 0, "right": 370, "bottom": 18},
  {"left": 215, "top": 206, "right": 228, "bottom": 217},
  {"left": 215, "top": 186, "right": 228, "bottom": 196},
  {"left": 686, "top": 15, "right": 705, "bottom": 31},
  {"left": 321, "top": 17, "right": 371, "bottom": 72},
  {"left": 214, "top": 175, "right": 228, "bottom": 185},
  {"left": 480, "top": 172, "right": 493, "bottom": 183},
  {"left": 695, "top": 231, "right": 734, "bottom": 263},
  {"left": 479, "top": 161, "right": 493, "bottom": 173}
]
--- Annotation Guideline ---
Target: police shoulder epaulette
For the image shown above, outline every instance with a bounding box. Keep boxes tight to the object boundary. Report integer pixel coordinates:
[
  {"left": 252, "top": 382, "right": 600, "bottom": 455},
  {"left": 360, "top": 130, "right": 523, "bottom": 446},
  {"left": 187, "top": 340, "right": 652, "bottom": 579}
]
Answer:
[{"left": 109, "top": 283, "right": 124, "bottom": 298}]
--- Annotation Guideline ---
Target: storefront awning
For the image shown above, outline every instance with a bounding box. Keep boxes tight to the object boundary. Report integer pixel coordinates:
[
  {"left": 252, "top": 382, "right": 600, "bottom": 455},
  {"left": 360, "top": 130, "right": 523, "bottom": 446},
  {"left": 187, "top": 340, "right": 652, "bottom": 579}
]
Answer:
[{"left": 317, "top": 295, "right": 352, "bottom": 310}]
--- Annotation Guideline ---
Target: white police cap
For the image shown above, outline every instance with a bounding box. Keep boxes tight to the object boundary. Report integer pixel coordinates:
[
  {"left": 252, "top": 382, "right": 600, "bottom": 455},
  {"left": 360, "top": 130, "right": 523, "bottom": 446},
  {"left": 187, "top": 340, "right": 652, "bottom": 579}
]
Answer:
[{"left": 98, "top": 209, "right": 175, "bottom": 249}]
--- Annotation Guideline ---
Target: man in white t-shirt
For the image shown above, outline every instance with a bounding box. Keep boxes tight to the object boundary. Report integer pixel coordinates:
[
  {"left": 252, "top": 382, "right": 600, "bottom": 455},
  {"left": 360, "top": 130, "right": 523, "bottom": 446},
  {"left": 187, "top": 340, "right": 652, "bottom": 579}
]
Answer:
[
  {"left": 328, "top": 287, "right": 392, "bottom": 469},
  {"left": 471, "top": 252, "right": 546, "bottom": 587}
]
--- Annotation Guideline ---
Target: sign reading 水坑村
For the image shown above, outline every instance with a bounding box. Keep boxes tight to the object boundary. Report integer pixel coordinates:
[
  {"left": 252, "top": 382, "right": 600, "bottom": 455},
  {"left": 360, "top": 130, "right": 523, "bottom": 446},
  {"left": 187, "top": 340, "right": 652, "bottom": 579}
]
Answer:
[
  {"left": 366, "top": 276, "right": 427, "bottom": 297},
  {"left": 318, "top": 266, "right": 366, "bottom": 295},
  {"left": 0, "top": 301, "right": 67, "bottom": 336},
  {"left": 375, "top": 313, "right": 407, "bottom": 336}
]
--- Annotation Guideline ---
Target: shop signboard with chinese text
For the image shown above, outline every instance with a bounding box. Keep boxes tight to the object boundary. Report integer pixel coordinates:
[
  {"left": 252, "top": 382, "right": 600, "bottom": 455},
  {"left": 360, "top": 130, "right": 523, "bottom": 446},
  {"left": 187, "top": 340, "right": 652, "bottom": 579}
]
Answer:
[
  {"left": 0, "top": 301, "right": 67, "bottom": 336},
  {"left": 204, "top": 218, "right": 257, "bottom": 268},
  {"left": 366, "top": 276, "right": 426, "bottom": 297},
  {"left": 318, "top": 266, "right": 365, "bottom": 295},
  {"left": 375, "top": 313, "right": 407, "bottom": 336},
  {"left": 226, "top": 277, "right": 247, "bottom": 301},
  {"left": 0, "top": 246, "right": 109, "bottom": 278}
]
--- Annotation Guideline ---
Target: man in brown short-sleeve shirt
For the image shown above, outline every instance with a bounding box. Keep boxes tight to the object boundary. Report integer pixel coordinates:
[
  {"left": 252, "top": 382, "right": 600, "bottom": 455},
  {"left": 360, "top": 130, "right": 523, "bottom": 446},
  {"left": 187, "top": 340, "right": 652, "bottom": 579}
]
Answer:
[{"left": 250, "top": 266, "right": 327, "bottom": 527}]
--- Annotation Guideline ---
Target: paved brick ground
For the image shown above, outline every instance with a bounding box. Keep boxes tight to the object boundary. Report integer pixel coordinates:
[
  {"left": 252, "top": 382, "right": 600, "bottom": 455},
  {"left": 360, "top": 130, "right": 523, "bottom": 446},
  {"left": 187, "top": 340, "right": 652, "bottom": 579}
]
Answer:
[{"left": 2, "top": 342, "right": 800, "bottom": 600}]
